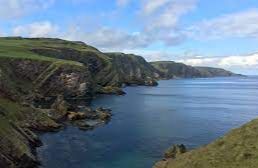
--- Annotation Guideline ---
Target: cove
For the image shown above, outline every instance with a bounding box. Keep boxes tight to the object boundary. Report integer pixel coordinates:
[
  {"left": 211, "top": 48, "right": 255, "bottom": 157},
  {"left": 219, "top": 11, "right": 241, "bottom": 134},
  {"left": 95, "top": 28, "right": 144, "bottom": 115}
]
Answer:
[{"left": 38, "top": 77, "right": 258, "bottom": 168}]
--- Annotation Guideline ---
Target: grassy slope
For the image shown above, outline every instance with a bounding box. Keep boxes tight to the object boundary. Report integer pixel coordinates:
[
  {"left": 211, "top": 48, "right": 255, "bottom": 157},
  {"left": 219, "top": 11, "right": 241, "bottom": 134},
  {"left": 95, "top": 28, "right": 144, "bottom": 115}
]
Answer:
[
  {"left": 0, "top": 98, "right": 59, "bottom": 167},
  {"left": 155, "top": 118, "right": 258, "bottom": 168}
]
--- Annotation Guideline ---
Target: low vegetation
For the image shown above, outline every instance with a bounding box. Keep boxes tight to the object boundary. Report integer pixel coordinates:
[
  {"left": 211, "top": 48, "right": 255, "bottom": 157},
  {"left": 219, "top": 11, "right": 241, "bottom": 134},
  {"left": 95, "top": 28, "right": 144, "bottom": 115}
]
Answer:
[{"left": 154, "top": 118, "right": 258, "bottom": 168}]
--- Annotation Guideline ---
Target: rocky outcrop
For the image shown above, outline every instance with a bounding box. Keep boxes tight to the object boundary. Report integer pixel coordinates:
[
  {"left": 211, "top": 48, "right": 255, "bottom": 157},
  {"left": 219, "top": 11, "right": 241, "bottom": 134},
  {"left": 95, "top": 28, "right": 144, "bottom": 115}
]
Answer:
[
  {"left": 153, "top": 144, "right": 187, "bottom": 168},
  {"left": 164, "top": 144, "right": 187, "bottom": 159},
  {"left": 71, "top": 107, "right": 112, "bottom": 130},
  {"left": 97, "top": 86, "right": 126, "bottom": 95},
  {"left": 67, "top": 112, "right": 87, "bottom": 121}
]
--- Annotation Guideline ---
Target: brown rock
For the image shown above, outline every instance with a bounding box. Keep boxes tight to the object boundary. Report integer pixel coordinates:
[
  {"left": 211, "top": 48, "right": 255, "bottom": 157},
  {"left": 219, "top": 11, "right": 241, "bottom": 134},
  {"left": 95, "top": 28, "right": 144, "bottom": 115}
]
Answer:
[
  {"left": 164, "top": 144, "right": 187, "bottom": 159},
  {"left": 95, "top": 107, "right": 112, "bottom": 121},
  {"left": 67, "top": 112, "right": 87, "bottom": 121}
]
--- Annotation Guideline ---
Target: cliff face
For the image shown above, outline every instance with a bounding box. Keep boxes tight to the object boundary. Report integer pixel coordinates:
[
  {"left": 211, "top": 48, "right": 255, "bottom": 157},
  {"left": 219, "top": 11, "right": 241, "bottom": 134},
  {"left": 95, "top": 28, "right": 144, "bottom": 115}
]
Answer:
[
  {"left": 151, "top": 61, "right": 203, "bottom": 79},
  {"left": 105, "top": 53, "right": 160, "bottom": 86},
  {"left": 151, "top": 61, "right": 237, "bottom": 79},
  {"left": 30, "top": 41, "right": 159, "bottom": 87},
  {"left": 195, "top": 66, "right": 236, "bottom": 77},
  {"left": 154, "top": 118, "right": 258, "bottom": 168}
]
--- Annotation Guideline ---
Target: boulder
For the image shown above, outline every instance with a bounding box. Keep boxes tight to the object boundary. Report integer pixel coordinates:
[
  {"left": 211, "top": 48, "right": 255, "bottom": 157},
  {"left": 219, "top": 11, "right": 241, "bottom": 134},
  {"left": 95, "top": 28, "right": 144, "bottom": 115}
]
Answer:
[
  {"left": 74, "top": 121, "right": 93, "bottom": 131},
  {"left": 96, "top": 107, "right": 112, "bottom": 121},
  {"left": 67, "top": 112, "right": 87, "bottom": 121},
  {"left": 164, "top": 144, "right": 187, "bottom": 159},
  {"left": 50, "top": 95, "right": 69, "bottom": 120}
]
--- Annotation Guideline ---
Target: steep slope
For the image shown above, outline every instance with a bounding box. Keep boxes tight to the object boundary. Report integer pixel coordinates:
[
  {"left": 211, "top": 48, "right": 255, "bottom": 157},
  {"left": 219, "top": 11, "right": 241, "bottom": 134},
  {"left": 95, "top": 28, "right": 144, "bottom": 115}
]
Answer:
[
  {"left": 105, "top": 53, "right": 160, "bottom": 86},
  {"left": 26, "top": 38, "right": 159, "bottom": 87},
  {"left": 154, "top": 118, "right": 258, "bottom": 168},
  {"left": 151, "top": 61, "right": 237, "bottom": 79},
  {"left": 0, "top": 98, "right": 60, "bottom": 168},
  {"left": 195, "top": 66, "right": 237, "bottom": 77},
  {"left": 151, "top": 61, "right": 203, "bottom": 78}
]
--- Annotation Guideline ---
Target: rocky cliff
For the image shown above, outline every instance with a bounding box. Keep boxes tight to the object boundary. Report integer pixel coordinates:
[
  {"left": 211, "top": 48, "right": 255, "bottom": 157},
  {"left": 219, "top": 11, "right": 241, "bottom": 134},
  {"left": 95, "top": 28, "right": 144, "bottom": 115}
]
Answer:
[
  {"left": 151, "top": 61, "right": 237, "bottom": 79},
  {"left": 0, "top": 37, "right": 162, "bottom": 167},
  {"left": 195, "top": 66, "right": 238, "bottom": 77},
  {"left": 105, "top": 53, "right": 160, "bottom": 86},
  {"left": 154, "top": 118, "right": 258, "bottom": 168}
]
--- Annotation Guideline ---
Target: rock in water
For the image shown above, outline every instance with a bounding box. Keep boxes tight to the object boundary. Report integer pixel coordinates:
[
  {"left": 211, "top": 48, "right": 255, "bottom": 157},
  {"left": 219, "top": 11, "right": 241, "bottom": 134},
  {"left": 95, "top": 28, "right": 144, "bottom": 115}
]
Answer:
[
  {"left": 67, "top": 112, "right": 87, "bottom": 121},
  {"left": 95, "top": 107, "right": 112, "bottom": 121},
  {"left": 98, "top": 86, "right": 126, "bottom": 95}
]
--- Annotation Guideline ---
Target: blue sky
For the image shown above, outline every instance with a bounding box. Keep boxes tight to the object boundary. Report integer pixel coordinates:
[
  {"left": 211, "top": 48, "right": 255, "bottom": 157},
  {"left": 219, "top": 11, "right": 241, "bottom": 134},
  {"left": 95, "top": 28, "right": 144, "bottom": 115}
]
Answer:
[{"left": 0, "top": 0, "right": 258, "bottom": 75}]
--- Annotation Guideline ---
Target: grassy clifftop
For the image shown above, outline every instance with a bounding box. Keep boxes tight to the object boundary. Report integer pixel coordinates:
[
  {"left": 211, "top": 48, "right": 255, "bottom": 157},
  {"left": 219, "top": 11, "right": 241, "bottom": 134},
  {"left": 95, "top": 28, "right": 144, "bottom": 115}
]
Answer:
[{"left": 154, "top": 118, "right": 258, "bottom": 168}]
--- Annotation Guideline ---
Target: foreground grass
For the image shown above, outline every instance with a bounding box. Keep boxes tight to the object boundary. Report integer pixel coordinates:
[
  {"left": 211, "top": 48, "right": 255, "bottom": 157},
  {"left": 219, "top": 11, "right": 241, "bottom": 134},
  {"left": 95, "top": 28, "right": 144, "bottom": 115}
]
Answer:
[{"left": 156, "top": 118, "right": 258, "bottom": 168}]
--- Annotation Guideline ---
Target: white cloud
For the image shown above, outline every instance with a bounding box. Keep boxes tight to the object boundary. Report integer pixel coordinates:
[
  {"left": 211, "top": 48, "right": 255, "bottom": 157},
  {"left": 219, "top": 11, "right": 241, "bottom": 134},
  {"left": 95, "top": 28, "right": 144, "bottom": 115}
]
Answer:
[
  {"left": 12, "top": 21, "right": 58, "bottom": 37},
  {"left": 63, "top": 26, "right": 152, "bottom": 51},
  {"left": 186, "top": 8, "right": 258, "bottom": 40},
  {"left": 218, "top": 54, "right": 258, "bottom": 67},
  {"left": 176, "top": 53, "right": 258, "bottom": 69},
  {"left": 143, "top": 0, "right": 197, "bottom": 31},
  {"left": 142, "top": 0, "right": 171, "bottom": 15},
  {"left": 0, "top": 0, "right": 55, "bottom": 19},
  {"left": 139, "top": 0, "right": 197, "bottom": 45},
  {"left": 116, "top": 0, "right": 131, "bottom": 7}
]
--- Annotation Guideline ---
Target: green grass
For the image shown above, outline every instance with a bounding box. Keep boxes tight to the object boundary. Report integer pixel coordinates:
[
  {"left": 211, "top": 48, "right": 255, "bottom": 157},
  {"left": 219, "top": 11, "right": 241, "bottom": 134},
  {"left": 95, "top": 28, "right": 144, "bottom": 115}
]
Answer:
[
  {"left": 156, "top": 118, "right": 258, "bottom": 168},
  {"left": 0, "top": 37, "right": 87, "bottom": 67}
]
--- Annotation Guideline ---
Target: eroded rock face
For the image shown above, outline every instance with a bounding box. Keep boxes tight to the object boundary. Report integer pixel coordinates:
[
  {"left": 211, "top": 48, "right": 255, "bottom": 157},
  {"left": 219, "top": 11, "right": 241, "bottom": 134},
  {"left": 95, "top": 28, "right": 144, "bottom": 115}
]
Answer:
[
  {"left": 9, "top": 60, "right": 49, "bottom": 81},
  {"left": 50, "top": 95, "right": 69, "bottom": 120},
  {"left": 37, "top": 67, "right": 92, "bottom": 101},
  {"left": 104, "top": 53, "right": 160, "bottom": 87}
]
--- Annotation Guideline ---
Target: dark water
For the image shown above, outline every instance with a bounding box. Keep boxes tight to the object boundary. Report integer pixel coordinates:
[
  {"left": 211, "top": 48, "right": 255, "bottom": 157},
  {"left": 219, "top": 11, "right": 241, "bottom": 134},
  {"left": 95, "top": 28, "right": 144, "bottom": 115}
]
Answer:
[{"left": 38, "top": 77, "right": 258, "bottom": 168}]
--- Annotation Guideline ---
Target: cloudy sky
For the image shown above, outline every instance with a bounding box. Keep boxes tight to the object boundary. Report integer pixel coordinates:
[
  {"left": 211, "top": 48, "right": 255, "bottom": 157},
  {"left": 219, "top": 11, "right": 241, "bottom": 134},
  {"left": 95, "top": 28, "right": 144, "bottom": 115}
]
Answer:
[{"left": 0, "top": 0, "right": 258, "bottom": 75}]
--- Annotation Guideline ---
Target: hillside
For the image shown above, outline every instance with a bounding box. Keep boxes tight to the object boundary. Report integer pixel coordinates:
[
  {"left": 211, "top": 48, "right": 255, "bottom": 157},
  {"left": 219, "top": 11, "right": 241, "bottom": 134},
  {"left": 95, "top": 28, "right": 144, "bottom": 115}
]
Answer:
[
  {"left": 154, "top": 118, "right": 258, "bottom": 168},
  {"left": 151, "top": 61, "right": 237, "bottom": 79},
  {"left": 195, "top": 66, "right": 237, "bottom": 77}
]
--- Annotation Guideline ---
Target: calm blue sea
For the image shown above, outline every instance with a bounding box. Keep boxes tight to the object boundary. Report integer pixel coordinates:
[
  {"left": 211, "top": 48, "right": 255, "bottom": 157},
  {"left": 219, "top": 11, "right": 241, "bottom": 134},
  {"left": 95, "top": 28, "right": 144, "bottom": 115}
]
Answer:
[{"left": 38, "top": 76, "right": 258, "bottom": 168}]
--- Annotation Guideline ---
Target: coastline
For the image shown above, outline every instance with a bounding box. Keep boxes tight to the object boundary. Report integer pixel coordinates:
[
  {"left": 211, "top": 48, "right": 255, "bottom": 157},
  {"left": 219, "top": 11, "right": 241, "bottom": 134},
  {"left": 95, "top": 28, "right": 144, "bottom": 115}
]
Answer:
[{"left": 0, "top": 37, "right": 243, "bottom": 168}]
